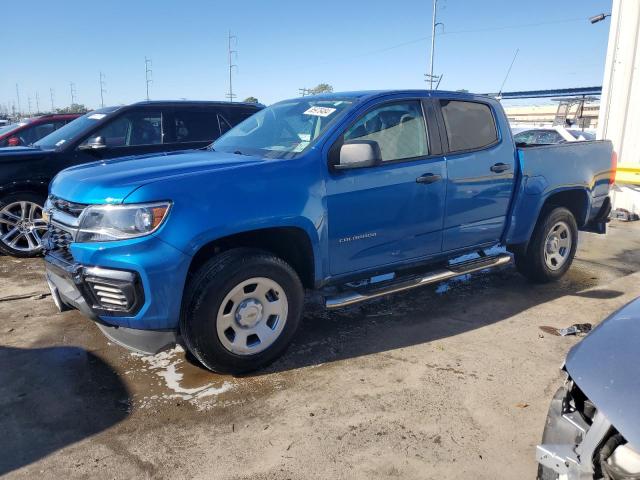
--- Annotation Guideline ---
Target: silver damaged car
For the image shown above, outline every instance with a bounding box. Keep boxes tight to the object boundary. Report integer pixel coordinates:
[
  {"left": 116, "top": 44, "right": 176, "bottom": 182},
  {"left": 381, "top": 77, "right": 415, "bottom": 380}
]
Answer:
[{"left": 537, "top": 297, "right": 640, "bottom": 479}]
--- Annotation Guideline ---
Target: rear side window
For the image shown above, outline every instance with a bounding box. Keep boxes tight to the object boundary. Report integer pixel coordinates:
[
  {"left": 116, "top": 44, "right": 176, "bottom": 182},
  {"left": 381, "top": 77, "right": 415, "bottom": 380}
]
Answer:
[
  {"left": 222, "top": 107, "right": 259, "bottom": 126},
  {"left": 173, "top": 110, "right": 220, "bottom": 143},
  {"left": 440, "top": 100, "right": 498, "bottom": 153}
]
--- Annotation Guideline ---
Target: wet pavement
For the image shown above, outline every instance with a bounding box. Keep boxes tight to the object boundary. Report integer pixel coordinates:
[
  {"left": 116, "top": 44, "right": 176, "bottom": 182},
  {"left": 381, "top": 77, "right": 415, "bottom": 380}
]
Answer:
[{"left": 1, "top": 220, "right": 640, "bottom": 479}]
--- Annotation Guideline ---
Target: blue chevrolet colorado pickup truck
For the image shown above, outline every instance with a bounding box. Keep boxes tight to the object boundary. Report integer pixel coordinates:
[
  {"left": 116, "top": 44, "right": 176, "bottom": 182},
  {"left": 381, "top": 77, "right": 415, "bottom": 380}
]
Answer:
[{"left": 42, "top": 90, "right": 614, "bottom": 373}]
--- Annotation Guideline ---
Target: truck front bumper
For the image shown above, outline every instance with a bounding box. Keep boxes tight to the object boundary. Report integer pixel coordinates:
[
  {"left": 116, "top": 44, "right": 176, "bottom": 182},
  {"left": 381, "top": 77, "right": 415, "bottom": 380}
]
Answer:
[{"left": 44, "top": 235, "right": 191, "bottom": 354}]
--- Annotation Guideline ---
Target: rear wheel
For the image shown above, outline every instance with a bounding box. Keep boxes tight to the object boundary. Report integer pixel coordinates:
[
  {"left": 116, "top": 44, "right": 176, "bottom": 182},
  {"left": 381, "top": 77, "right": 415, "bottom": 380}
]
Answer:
[
  {"left": 180, "top": 248, "right": 304, "bottom": 374},
  {"left": 514, "top": 207, "right": 578, "bottom": 283},
  {"left": 0, "top": 192, "right": 48, "bottom": 257}
]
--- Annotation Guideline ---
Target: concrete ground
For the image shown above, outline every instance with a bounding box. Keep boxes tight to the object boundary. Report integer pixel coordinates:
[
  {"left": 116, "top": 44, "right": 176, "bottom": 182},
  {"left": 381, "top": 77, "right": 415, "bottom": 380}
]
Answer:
[{"left": 1, "top": 221, "right": 639, "bottom": 480}]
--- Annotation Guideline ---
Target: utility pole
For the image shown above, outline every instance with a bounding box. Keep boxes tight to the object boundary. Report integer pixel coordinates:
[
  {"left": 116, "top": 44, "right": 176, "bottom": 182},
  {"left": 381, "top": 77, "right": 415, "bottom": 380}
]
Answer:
[
  {"left": 50, "top": 88, "right": 55, "bottom": 112},
  {"left": 299, "top": 88, "right": 311, "bottom": 97},
  {"left": 99, "top": 71, "right": 107, "bottom": 107},
  {"left": 145, "top": 57, "right": 153, "bottom": 101},
  {"left": 35, "top": 92, "right": 40, "bottom": 113},
  {"left": 15, "top": 84, "right": 21, "bottom": 116},
  {"left": 69, "top": 82, "right": 77, "bottom": 105},
  {"left": 226, "top": 31, "right": 238, "bottom": 102},
  {"left": 427, "top": 0, "right": 444, "bottom": 90}
]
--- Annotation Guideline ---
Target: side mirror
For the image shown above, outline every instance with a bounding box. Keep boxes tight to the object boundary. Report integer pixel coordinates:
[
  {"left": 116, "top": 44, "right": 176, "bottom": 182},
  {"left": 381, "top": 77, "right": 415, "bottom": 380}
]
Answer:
[
  {"left": 78, "top": 136, "right": 107, "bottom": 150},
  {"left": 7, "top": 136, "right": 21, "bottom": 147},
  {"left": 335, "top": 140, "right": 382, "bottom": 170}
]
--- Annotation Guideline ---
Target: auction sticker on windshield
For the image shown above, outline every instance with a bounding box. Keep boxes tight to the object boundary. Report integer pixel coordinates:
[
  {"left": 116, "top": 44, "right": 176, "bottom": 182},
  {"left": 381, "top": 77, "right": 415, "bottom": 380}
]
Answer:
[{"left": 304, "top": 106, "right": 336, "bottom": 117}]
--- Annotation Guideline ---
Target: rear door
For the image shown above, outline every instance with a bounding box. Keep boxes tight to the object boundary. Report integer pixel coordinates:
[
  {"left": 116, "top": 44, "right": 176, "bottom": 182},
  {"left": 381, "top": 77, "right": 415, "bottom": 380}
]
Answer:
[
  {"left": 326, "top": 98, "right": 446, "bottom": 276},
  {"left": 163, "top": 107, "right": 223, "bottom": 150},
  {"left": 438, "top": 99, "right": 516, "bottom": 252}
]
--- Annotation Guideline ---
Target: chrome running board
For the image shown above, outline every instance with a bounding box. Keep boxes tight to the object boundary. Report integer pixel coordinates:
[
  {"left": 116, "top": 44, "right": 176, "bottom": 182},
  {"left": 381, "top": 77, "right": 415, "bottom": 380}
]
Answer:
[{"left": 325, "top": 253, "right": 512, "bottom": 309}]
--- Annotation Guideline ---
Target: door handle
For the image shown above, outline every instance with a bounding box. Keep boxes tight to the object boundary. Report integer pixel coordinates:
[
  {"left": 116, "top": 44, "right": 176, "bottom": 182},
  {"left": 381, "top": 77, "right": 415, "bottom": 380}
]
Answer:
[
  {"left": 490, "top": 162, "right": 510, "bottom": 173},
  {"left": 416, "top": 173, "right": 442, "bottom": 184}
]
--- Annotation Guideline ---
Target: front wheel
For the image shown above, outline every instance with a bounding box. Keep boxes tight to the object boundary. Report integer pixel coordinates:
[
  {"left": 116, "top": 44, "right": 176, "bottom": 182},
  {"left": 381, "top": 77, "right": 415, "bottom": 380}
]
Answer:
[
  {"left": 0, "top": 192, "right": 48, "bottom": 257},
  {"left": 514, "top": 207, "right": 578, "bottom": 283},
  {"left": 180, "top": 248, "right": 304, "bottom": 374}
]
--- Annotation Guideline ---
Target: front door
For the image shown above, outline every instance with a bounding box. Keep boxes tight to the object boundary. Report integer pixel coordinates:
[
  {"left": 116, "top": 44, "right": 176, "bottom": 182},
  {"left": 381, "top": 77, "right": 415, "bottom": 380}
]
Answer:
[
  {"left": 326, "top": 99, "right": 446, "bottom": 277},
  {"left": 74, "top": 109, "right": 172, "bottom": 164}
]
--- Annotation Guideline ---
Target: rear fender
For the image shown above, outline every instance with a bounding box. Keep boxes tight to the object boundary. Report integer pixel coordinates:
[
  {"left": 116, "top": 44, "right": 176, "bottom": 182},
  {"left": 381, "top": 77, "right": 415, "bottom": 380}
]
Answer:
[{"left": 505, "top": 185, "right": 591, "bottom": 246}]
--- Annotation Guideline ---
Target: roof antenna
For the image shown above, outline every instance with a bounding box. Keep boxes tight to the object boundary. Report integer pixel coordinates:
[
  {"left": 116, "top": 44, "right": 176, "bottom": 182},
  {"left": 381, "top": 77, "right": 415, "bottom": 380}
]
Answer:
[{"left": 497, "top": 48, "right": 519, "bottom": 98}]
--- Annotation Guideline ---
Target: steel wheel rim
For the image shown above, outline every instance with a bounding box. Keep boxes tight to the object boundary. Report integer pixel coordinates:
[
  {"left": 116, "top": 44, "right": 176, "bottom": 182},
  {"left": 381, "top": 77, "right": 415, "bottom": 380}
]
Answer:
[
  {"left": 0, "top": 201, "right": 48, "bottom": 253},
  {"left": 544, "top": 221, "right": 572, "bottom": 271},
  {"left": 216, "top": 277, "right": 288, "bottom": 355}
]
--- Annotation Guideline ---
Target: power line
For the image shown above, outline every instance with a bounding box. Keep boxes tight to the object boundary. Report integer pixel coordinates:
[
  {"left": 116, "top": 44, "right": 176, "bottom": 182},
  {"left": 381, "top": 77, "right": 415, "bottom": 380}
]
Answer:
[
  {"left": 227, "top": 31, "right": 238, "bottom": 102},
  {"left": 145, "top": 57, "right": 153, "bottom": 101},
  {"left": 307, "top": 17, "right": 586, "bottom": 68}
]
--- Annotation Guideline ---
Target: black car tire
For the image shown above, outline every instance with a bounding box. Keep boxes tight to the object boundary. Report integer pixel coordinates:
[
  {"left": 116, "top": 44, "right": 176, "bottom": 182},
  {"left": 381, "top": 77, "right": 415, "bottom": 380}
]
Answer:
[
  {"left": 0, "top": 192, "right": 47, "bottom": 258},
  {"left": 515, "top": 207, "right": 578, "bottom": 283},
  {"left": 180, "top": 248, "right": 304, "bottom": 374}
]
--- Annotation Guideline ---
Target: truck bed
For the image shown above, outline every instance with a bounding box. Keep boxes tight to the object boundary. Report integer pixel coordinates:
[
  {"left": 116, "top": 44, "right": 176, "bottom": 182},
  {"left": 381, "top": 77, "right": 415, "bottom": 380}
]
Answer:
[{"left": 505, "top": 140, "right": 613, "bottom": 245}]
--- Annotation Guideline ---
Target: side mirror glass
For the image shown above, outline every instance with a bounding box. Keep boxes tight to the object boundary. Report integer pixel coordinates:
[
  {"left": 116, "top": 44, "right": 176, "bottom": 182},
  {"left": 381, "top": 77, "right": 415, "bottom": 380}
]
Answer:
[
  {"left": 79, "top": 136, "right": 107, "bottom": 150},
  {"left": 335, "top": 140, "right": 382, "bottom": 170},
  {"left": 7, "top": 136, "right": 21, "bottom": 147}
]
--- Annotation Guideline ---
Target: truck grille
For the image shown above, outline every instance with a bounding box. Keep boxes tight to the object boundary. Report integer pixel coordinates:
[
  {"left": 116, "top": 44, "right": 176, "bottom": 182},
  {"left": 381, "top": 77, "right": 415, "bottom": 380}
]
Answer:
[
  {"left": 48, "top": 225, "right": 74, "bottom": 262},
  {"left": 48, "top": 195, "right": 86, "bottom": 218}
]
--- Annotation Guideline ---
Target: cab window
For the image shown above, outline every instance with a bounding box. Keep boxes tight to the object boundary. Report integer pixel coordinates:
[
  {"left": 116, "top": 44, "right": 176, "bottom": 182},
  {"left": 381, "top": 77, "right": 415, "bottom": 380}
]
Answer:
[
  {"left": 83, "top": 111, "right": 163, "bottom": 147},
  {"left": 172, "top": 110, "right": 219, "bottom": 143},
  {"left": 343, "top": 101, "right": 429, "bottom": 162},
  {"left": 440, "top": 100, "right": 498, "bottom": 152}
]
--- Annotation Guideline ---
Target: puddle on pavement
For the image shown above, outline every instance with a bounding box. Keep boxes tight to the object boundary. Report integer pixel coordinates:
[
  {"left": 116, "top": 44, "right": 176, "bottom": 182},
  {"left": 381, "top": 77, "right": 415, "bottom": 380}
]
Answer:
[{"left": 121, "top": 345, "right": 287, "bottom": 411}]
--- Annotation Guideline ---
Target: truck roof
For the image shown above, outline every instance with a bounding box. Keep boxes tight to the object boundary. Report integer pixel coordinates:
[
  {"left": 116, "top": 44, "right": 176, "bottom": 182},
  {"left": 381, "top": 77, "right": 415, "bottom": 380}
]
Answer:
[
  {"left": 88, "top": 100, "right": 264, "bottom": 116},
  {"left": 301, "top": 89, "right": 492, "bottom": 102},
  {"left": 129, "top": 100, "right": 264, "bottom": 108}
]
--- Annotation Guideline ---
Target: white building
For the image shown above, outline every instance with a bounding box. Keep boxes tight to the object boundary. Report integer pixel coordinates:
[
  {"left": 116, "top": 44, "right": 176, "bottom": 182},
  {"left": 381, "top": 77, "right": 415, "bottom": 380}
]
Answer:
[{"left": 598, "top": 0, "right": 640, "bottom": 215}]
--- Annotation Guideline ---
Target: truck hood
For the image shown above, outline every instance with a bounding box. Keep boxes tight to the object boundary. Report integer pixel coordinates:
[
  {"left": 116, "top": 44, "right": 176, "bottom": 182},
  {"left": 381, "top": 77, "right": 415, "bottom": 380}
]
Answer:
[
  {"left": 565, "top": 297, "right": 640, "bottom": 449},
  {"left": 50, "top": 150, "right": 267, "bottom": 204}
]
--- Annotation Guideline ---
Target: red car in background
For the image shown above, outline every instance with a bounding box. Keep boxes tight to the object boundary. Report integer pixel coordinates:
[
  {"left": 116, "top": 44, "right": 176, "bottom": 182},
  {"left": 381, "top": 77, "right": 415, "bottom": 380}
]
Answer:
[{"left": 0, "top": 114, "right": 81, "bottom": 147}]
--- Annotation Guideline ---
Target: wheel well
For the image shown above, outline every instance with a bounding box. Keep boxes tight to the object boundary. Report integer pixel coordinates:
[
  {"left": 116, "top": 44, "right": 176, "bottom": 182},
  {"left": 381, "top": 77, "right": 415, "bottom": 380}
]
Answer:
[
  {"left": 542, "top": 189, "right": 589, "bottom": 227},
  {"left": 188, "top": 227, "right": 316, "bottom": 289}
]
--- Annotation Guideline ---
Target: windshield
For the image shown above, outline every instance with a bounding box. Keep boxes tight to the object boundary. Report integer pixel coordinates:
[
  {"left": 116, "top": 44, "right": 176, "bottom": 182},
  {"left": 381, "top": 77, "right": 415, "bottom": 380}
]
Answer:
[
  {"left": 34, "top": 108, "right": 117, "bottom": 149},
  {"left": 0, "top": 123, "right": 26, "bottom": 137},
  {"left": 212, "top": 98, "right": 355, "bottom": 159},
  {"left": 568, "top": 130, "right": 595, "bottom": 140}
]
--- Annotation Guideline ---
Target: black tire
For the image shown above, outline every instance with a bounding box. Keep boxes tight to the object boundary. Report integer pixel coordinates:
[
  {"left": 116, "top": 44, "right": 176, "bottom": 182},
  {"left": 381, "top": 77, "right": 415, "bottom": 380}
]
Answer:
[
  {"left": 514, "top": 207, "right": 578, "bottom": 283},
  {"left": 180, "top": 248, "right": 304, "bottom": 374},
  {"left": 0, "top": 192, "right": 47, "bottom": 258}
]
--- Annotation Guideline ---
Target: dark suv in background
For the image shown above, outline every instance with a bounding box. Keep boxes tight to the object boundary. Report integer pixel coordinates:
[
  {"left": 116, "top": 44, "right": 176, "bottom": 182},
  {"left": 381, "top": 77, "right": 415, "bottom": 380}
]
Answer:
[
  {"left": 0, "top": 114, "right": 81, "bottom": 147},
  {"left": 0, "top": 100, "right": 263, "bottom": 257}
]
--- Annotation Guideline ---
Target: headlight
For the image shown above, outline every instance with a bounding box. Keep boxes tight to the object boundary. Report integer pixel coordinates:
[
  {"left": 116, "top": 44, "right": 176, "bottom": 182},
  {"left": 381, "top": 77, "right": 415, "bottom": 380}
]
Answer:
[{"left": 76, "top": 202, "right": 171, "bottom": 242}]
